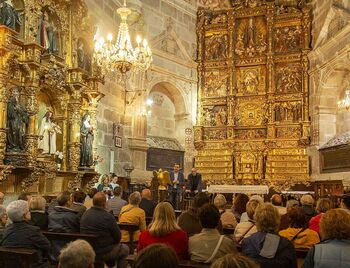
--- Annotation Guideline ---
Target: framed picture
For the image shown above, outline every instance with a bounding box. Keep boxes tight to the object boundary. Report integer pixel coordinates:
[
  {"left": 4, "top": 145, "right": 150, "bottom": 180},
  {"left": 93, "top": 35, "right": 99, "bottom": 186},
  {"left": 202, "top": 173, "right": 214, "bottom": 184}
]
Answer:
[{"left": 115, "top": 136, "right": 122, "bottom": 148}]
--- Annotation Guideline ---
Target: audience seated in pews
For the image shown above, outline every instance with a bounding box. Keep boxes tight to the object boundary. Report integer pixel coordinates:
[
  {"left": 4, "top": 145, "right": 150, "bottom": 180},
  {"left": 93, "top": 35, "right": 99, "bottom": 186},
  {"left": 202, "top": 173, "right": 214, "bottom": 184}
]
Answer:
[
  {"left": 84, "top": 188, "right": 98, "bottom": 210},
  {"left": 80, "top": 192, "right": 129, "bottom": 268},
  {"left": 138, "top": 202, "right": 188, "bottom": 259},
  {"left": 232, "top": 194, "right": 249, "bottom": 223},
  {"left": 48, "top": 191, "right": 80, "bottom": 260},
  {"left": 178, "top": 192, "right": 210, "bottom": 237},
  {"left": 189, "top": 204, "right": 237, "bottom": 263},
  {"left": 308, "top": 198, "right": 332, "bottom": 234},
  {"left": 214, "top": 194, "right": 237, "bottom": 229},
  {"left": 271, "top": 194, "right": 287, "bottom": 215},
  {"left": 279, "top": 199, "right": 299, "bottom": 231},
  {"left": 340, "top": 194, "right": 350, "bottom": 213},
  {"left": 106, "top": 186, "right": 127, "bottom": 216},
  {"left": 242, "top": 203, "right": 297, "bottom": 268},
  {"left": 279, "top": 206, "right": 320, "bottom": 249},
  {"left": 302, "top": 208, "right": 350, "bottom": 268},
  {"left": 211, "top": 253, "right": 259, "bottom": 268},
  {"left": 234, "top": 199, "right": 260, "bottom": 244},
  {"left": 29, "top": 196, "right": 48, "bottom": 230},
  {"left": 139, "top": 189, "right": 157, "bottom": 218},
  {"left": 0, "top": 205, "right": 7, "bottom": 238},
  {"left": 119, "top": 191, "right": 146, "bottom": 242},
  {"left": 134, "top": 243, "right": 179, "bottom": 268},
  {"left": 300, "top": 195, "right": 317, "bottom": 223},
  {"left": 70, "top": 189, "right": 87, "bottom": 219},
  {"left": 1, "top": 200, "right": 50, "bottom": 268},
  {"left": 0, "top": 191, "right": 4, "bottom": 205},
  {"left": 58, "top": 239, "right": 95, "bottom": 268}
]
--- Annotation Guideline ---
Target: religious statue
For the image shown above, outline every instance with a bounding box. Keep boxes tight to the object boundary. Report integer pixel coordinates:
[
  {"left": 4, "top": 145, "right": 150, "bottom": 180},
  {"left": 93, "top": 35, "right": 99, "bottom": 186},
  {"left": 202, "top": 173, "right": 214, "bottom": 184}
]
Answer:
[
  {"left": 38, "top": 111, "right": 61, "bottom": 154},
  {"left": 77, "top": 39, "right": 91, "bottom": 72},
  {"left": 38, "top": 10, "right": 58, "bottom": 54},
  {"left": 0, "top": 0, "right": 20, "bottom": 31},
  {"left": 80, "top": 113, "right": 94, "bottom": 167},
  {"left": 156, "top": 169, "right": 171, "bottom": 202},
  {"left": 6, "top": 95, "right": 28, "bottom": 152},
  {"left": 243, "top": 70, "right": 259, "bottom": 94}
]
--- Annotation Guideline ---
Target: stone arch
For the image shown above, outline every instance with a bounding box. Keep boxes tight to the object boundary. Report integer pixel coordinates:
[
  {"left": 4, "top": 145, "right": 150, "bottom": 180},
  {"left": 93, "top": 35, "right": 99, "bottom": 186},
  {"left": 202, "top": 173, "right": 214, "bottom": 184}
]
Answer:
[{"left": 317, "top": 62, "right": 350, "bottom": 144}]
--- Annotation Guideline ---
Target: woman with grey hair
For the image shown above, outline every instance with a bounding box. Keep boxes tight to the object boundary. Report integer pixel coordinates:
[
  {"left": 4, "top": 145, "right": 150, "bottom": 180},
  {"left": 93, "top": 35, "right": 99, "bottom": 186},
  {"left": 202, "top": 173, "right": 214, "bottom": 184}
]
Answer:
[
  {"left": 214, "top": 194, "right": 237, "bottom": 228},
  {"left": 58, "top": 239, "right": 95, "bottom": 268},
  {"left": 119, "top": 191, "right": 146, "bottom": 242},
  {"left": 0, "top": 200, "right": 50, "bottom": 268}
]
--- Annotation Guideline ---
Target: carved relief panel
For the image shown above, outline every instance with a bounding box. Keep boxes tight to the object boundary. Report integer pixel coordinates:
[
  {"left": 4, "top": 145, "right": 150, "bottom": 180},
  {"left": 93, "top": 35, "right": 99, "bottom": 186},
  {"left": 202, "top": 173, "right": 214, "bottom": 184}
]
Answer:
[
  {"left": 205, "top": 33, "right": 228, "bottom": 61},
  {"left": 204, "top": 70, "right": 228, "bottom": 97},
  {"left": 202, "top": 106, "right": 227, "bottom": 127},
  {"left": 274, "top": 26, "right": 302, "bottom": 53},
  {"left": 236, "top": 66, "right": 266, "bottom": 95},
  {"left": 275, "top": 64, "right": 302, "bottom": 94}
]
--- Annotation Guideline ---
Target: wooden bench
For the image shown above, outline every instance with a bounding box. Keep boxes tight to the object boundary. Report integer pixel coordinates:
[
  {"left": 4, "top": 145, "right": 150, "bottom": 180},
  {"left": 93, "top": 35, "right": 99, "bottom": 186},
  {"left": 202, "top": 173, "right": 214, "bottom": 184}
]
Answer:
[
  {"left": 118, "top": 222, "right": 139, "bottom": 254},
  {"left": 126, "top": 254, "right": 210, "bottom": 268},
  {"left": 0, "top": 247, "right": 38, "bottom": 268},
  {"left": 41, "top": 231, "right": 104, "bottom": 268}
]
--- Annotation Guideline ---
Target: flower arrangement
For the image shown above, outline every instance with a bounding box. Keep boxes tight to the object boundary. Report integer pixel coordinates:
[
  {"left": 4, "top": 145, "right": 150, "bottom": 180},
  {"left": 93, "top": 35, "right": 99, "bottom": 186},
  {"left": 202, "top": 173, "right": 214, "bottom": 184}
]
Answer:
[{"left": 93, "top": 154, "right": 104, "bottom": 166}]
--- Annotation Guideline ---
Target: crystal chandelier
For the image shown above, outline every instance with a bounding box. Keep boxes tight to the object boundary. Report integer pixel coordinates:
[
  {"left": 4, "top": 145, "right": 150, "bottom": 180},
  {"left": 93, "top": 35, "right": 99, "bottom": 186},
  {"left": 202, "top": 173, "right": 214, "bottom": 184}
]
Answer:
[
  {"left": 93, "top": 0, "right": 152, "bottom": 74},
  {"left": 338, "top": 90, "right": 350, "bottom": 110}
]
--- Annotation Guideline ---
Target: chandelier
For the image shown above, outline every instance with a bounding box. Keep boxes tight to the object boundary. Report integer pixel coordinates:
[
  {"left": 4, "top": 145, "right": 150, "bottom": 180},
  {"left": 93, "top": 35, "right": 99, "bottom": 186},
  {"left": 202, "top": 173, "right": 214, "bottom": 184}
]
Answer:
[
  {"left": 94, "top": 0, "right": 152, "bottom": 74},
  {"left": 338, "top": 90, "right": 350, "bottom": 110}
]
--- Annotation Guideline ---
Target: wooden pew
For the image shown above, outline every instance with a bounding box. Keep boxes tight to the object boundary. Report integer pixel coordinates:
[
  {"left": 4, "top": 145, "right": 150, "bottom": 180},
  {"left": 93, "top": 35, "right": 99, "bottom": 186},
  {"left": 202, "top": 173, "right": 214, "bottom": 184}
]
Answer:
[
  {"left": 118, "top": 222, "right": 139, "bottom": 254},
  {"left": 0, "top": 247, "right": 38, "bottom": 268},
  {"left": 41, "top": 231, "right": 104, "bottom": 268},
  {"left": 126, "top": 254, "right": 210, "bottom": 268}
]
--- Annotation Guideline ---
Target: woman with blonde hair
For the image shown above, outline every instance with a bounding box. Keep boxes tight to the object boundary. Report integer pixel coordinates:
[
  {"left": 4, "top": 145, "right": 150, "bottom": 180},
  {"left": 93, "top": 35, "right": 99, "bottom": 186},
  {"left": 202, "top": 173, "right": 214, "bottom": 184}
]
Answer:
[
  {"left": 302, "top": 208, "right": 350, "bottom": 268},
  {"left": 138, "top": 202, "right": 188, "bottom": 259},
  {"left": 211, "top": 253, "right": 260, "bottom": 268},
  {"left": 29, "top": 196, "right": 48, "bottom": 230}
]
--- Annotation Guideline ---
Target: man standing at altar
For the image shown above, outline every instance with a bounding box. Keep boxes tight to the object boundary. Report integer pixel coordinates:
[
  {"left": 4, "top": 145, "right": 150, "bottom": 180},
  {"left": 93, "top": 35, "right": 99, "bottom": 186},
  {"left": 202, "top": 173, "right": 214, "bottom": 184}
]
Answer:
[
  {"left": 169, "top": 163, "right": 185, "bottom": 210},
  {"left": 187, "top": 168, "right": 202, "bottom": 193}
]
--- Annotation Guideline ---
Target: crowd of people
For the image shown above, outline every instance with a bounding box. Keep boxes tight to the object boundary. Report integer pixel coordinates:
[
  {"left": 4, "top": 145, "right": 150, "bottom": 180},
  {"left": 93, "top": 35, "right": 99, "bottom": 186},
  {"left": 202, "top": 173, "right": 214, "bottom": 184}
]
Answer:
[{"left": 0, "top": 182, "right": 350, "bottom": 268}]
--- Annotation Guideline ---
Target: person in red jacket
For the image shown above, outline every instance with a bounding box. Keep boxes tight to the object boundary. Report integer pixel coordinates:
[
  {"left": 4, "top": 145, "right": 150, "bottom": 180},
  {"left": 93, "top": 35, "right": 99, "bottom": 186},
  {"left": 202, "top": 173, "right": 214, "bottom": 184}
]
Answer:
[
  {"left": 308, "top": 198, "right": 332, "bottom": 234},
  {"left": 138, "top": 202, "right": 188, "bottom": 259}
]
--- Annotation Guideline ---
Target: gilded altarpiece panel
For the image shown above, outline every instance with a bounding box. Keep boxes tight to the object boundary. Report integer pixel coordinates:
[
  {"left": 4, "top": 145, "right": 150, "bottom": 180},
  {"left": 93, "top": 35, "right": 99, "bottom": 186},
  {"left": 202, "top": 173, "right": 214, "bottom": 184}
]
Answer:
[{"left": 195, "top": 1, "right": 311, "bottom": 190}]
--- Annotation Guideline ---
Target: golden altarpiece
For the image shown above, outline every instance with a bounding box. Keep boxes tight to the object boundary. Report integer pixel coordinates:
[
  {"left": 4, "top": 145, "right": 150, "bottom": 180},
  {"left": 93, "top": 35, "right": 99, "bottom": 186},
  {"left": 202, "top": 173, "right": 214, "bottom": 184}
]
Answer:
[
  {"left": 194, "top": 1, "right": 312, "bottom": 190},
  {"left": 0, "top": 0, "right": 104, "bottom": 195}
]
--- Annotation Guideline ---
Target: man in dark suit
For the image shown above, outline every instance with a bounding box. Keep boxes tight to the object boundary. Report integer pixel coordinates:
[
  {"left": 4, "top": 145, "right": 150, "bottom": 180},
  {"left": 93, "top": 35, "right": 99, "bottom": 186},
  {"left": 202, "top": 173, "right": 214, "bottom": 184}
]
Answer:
[
  {"left": 139, "top": 189, "right": 156, "bottom": 218},
  {"left": 169, "top": 163, "right": 185, "bottom": 210},
  {"left": 187, "top": 168, "right": 202, "bottom": 193}
]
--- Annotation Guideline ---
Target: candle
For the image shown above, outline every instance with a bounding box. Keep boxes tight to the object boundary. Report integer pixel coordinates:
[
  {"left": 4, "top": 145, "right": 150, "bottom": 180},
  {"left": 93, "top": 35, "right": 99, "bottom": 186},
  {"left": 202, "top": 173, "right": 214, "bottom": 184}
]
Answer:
[{"left": 109, "top": 150, "right": 115, "bottom": 173}]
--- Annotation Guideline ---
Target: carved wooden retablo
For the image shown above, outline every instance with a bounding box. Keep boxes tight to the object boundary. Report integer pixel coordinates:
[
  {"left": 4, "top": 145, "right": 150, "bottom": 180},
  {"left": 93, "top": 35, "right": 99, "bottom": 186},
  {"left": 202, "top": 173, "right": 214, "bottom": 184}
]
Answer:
[{"left": 194, "top": 1, "right": 312, "bottom": 190}]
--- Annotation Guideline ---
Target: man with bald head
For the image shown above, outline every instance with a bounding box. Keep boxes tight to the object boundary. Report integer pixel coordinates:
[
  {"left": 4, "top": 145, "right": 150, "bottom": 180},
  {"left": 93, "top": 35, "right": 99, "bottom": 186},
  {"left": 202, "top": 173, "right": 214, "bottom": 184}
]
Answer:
[
  {"left": 139, "top": 189, "right": 156, "bottom": 218},
  {"left": 81, "top": 192, "right": 129, "bottom": 268},
  {"left": 271, "top": 194, "right": 287, "bottom": 215},
  {"left": 187, "top": 168, "right": 202, "bottom": 193}
]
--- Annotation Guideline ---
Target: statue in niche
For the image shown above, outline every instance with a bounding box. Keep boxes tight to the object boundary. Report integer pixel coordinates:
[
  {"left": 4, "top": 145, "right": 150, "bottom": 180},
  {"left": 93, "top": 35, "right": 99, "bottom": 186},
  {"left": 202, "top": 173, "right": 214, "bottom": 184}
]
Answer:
[
  {"left": 246, "top": 17, "right": 255, "bottom": 48},
  {"left": 77, "top": 39, "right": 91, "bottom": 72},
  {"left": 80, "top": 113, "right": 94, "bottom": 167},
  {"left": 215, "top": 108, "right": 227, "bottom": 126},
  {"left": 38, "top": 111, "right": 61, "bottom": 154},
  {"left": 0, "top": 0, "right": 20, "bottom": 31},
  {"left": 6, "top": 94, "right": 28, "bottom": 152},
  {"left": 243, "top": 70, "right": 259, "bottom": 94},
  {"left": 38, "top": 10, "right": 58, "bottom": 54}
]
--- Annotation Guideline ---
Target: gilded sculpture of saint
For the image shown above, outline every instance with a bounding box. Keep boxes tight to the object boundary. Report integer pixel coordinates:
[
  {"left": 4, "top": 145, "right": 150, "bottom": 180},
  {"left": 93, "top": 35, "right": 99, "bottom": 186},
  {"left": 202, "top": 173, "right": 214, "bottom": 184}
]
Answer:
[
  {"left": 243, "top": 71, "right": 259, "bottom": 94},
  {"left": 38, "top": 111, "right": 61, "bottom": 154},
  {"left": 80, "top": 113, "right": 94, "bottom": 167},
  {"left": 38, "top": 10, "right": 58, "bottom": 54},
  {"left": 6, "top": 94, "right": 28, "bottom": 152}
]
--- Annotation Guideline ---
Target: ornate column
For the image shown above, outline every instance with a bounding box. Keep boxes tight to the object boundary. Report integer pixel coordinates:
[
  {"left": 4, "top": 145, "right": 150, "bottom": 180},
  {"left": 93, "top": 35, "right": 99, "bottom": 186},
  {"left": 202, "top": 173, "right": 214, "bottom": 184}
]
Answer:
[
  {"left": 0, "top": 80, "right": 7, "bottom": 165},
  {"left": 67, "top": 88, "right": 82, "bottom": 171}
]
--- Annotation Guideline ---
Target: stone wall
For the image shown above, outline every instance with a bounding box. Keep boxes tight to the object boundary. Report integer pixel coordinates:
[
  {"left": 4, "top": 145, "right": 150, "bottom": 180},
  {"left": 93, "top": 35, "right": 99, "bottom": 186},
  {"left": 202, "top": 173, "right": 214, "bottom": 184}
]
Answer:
[
  {"left": 85, "top": 0, "right": 197, "bottom": 180},
  {"left": 308, "top": 0, "right": 350, "bottom": 185}
]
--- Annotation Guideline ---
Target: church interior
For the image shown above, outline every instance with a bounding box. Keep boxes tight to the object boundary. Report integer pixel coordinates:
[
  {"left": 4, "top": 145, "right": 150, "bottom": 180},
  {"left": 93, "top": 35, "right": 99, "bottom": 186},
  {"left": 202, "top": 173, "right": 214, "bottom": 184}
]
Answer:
[{"left": 0, "top": 0, "right": 350, "bottom": 267}]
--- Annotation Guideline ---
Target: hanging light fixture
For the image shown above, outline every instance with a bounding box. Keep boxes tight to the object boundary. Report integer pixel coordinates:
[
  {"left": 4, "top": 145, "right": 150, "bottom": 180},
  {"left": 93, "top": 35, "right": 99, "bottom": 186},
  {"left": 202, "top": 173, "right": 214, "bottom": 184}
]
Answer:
[
  {"left": 338, "top": 90, "right": 350, "bottom": 111},
  {"left": 93, "top": 0, "right": 152, "bottom": 74}
]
